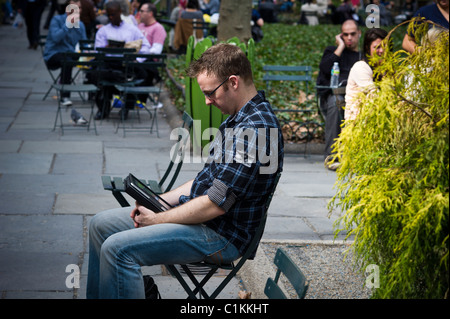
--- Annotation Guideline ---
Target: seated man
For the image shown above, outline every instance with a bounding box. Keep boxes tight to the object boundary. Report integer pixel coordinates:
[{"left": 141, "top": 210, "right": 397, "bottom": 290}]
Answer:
[
  {"left": 86, "top": 43, "right": 284, "bottom": 299},
  {"left": 43, "top": 0, "right": 88, "bottom": 124},
  {"left": 137, "top": 2, "right": 167, "bottom": 86},
  {"left": 316, "top": 19, "right": 361, "bottom": 170},
  {"left": 93, "top": 0, "right": 151, "bottom": 120},
  {"left": 402, "top": 0, "right": 449, "bottom": 53}
]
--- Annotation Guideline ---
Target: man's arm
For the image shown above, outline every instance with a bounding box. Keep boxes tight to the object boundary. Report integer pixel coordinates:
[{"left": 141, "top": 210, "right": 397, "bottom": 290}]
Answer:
[
  {"left": 131, "top": 195, "right": 225, "bottom": 228},
  {"left": 319, "top": 45, "right": 341, "bottom": 76},
  {"left": 402, "top": 33, "right": 416, "bottom": 53},
  {"left": 159, "top": 179, "right": 194, "bottom": 206}
]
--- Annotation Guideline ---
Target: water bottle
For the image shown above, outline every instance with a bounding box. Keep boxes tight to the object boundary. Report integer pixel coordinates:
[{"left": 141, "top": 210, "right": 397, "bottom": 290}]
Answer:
[{"left": 330, "top": 62, "right": 340, "bottom": 88}]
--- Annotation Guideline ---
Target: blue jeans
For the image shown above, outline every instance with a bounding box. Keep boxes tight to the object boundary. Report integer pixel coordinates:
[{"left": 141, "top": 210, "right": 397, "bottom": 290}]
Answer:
[{"left": 86, "top": 207, "right": 240, "bottom": 299}]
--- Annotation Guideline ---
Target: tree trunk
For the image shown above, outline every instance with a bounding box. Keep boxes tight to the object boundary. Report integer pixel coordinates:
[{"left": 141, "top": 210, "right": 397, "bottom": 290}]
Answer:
[{"left": 217, "top": 0, "right": 252, "bottom": 42}]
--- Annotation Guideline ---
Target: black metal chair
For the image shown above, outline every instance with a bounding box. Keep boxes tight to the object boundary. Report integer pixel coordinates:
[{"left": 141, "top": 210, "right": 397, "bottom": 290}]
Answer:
[
  {"left": 165, "top": 171, "right": 282, "bottom": 299},
  {"left": 94, "top": 47, "right": 138, "bottom": 121},
  {"left": 51, "top": 51, "right": 104, "bottom": 135},
  {"left": 38, "top": 35, "right": 60, "bottom": 101},
  {"left": 114, "top": 53, "right": 167, "bottom": 137}
]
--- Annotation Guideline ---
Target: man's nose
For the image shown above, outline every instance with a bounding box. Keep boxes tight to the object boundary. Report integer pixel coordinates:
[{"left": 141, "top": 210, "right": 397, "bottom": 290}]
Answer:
[{"left": 204, "top": 96, "right": 213, "bottom": 105}]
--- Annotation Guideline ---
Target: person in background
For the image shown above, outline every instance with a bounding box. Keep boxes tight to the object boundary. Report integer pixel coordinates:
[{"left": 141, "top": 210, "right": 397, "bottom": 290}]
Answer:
[
  {"left": 345, "top": 28, "right": 388, "bottom": 121},
  {"left": 80, "top": 0, "right": 96, "bottom": 39},
  {"left": 180, "top": 0, "right": 203, "bottom": 19},
  {"left": 258, "top": 0, "right": 277, "bottom": 23},
  {"left": 316, "top": 19, "right": 361, "bottom": 170},
  {"left": 251, "top": 6, "right": 264, "bottom": 42},
  {"left": 43, "top": 0, "right": 58, "bottom": 29},
  {"left": 17, "top": 0, "right": 47, "bottom": 49},
  {"left": 43, "top": 0, "right": 89, "bottom": 123},
  {"left": 301, "top": 0, "right": 319, "bottom": 26},
  {"left": 168, "top": 0, "right": 187, "bottom": 49},
  {"left": 136, "top": 1, "right": 166, "bottom": 104},
  {"left": 402, "top": 0, "right": 449, "bottom": 53},
  {"left": 201, "top": 0, "right": 219, "bottom": 15},
  {"left": 137, "top": 1, "right": 166, "bottom": 55},
  {"left": 86, "top": 43, "right": 283, "bottom": 299},
  {"left": 93, "top": 0, "right": 151, "bottom": 120}
]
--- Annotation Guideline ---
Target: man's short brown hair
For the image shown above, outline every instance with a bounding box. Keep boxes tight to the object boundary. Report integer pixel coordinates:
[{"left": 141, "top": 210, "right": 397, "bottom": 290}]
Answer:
[{"left": 186, "top": 43, "right": 253, "bottom": 85}]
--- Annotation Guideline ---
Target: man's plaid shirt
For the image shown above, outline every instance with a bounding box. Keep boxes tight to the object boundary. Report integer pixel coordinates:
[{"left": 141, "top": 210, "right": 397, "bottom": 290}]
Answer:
[{"left": 179, "top": 91, "right": 284, "bottom": 258}]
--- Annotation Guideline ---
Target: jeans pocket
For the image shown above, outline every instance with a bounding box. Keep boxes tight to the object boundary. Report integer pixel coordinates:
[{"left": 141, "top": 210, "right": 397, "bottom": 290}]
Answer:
[{"left": 205, "top": 249, "right": 224, "bottom": 265}]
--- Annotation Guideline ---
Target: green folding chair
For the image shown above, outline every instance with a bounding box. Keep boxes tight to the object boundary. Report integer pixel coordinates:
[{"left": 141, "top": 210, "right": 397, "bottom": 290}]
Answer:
[
  {"left": 264, "top": 248, "right": 309, "bottom": 299},
  {"left": 102, "top": 111, "right": 193, "bottom": 206}
]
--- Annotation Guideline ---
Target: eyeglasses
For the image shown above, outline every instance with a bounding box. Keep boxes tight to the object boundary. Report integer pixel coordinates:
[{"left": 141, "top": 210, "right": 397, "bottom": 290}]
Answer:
[
  {"left": 139, "top": 10, "right": 149, "bottom": 13},
  {"left": 204, "top": 76, "right": 231, "bottom": 99}
]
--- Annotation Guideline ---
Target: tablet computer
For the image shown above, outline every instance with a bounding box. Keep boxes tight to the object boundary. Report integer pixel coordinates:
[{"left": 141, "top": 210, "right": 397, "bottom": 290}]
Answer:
[
  {"left": 124, "top": 173, "right": 173, "bottom": 212},
  {"left": 107, "top": 39, "right": 125, "bottom": 48}
]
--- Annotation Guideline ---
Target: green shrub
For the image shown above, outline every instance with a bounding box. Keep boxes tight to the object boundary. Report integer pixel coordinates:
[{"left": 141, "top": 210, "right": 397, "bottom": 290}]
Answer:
[{"left": 329, "top": 22, "right": 449, "bottom": 299}]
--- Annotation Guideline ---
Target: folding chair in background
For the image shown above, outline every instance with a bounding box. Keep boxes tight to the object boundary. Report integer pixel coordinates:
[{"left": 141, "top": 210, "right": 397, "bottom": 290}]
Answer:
[
  {"left": 51, "top": 51, "right": 104, "bottom": 135},
  {"left": 38, "top": 35, "right": 60, "bottom": 101},
  {"left": 165, "top": 171, "right": 282, "bottom": 299},
  {"left": 264, "top": 248, "right": 309, "bottom": 299},
  {"left": 101, "top": 111, "right": 193, "bottom": 206},
  {"left": 114, "top": 53, "right": 167, "bottom": 137},
  {"left": 94, "top": 47, "right": 138, "bottom": 121}
]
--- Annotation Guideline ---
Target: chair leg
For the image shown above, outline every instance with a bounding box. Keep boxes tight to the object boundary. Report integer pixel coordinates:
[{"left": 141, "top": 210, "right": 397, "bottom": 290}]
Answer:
[
  {"left": 53, "top": 102, "right": 60, "bottom": 131},
  {"left": 153, "top": 108, "right": 159, "bottom": 138},
  {"left": 165, "top": 265, "right": 198, "bottom": 299},
  {"left": 43, "top": 85, "right": 54, "bottom": 101},
  {"left": 184, "top": 266, "right": 218, "bottom": 299},
  {"left": 53, "top": 92, "right": 64, "bottom": 135},
  {"left": 89, "top": 99, "right": 98, "bottom": 135},
  {"left": 44, "top": 73, "right": 60, "bottom": 101},
  {"left": 166, "top": 264, "right": 224, "bottom": 299},
  {"left": 112, "top": 189, "right": 130, "bottom": 207}
]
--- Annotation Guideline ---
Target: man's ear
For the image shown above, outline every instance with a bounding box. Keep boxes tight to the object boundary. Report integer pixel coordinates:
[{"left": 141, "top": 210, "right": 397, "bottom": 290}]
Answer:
[{"left": 229, "top": 75, "right": 239, "bottom": 89}]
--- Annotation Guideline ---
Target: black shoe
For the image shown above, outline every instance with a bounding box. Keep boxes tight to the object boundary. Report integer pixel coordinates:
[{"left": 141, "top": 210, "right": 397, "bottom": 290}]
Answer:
[
  {"left": 94, "top": 111, "right": 108, "bottom": 120},
  {"left": 143, "top": 275, "right": 161, "bottom": 299}
]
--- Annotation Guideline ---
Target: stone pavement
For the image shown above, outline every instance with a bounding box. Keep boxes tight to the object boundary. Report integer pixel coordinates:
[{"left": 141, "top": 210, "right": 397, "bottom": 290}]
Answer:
[{"left": 0, "top": 20, "right": 343, "bottom": 300}]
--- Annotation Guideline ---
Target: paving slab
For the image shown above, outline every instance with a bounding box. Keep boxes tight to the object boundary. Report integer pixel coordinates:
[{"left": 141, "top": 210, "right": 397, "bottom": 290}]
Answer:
[
  {"left": 20, "top": 140, "right": 102, "bottom": 154},
  {"left": 54, "top": 193, "right": 123, "bottom": 215},
  {"left": 0, "top": 192, "right": 55, "bottom": 215},
  {"left": 0, "top": 153, "right": 53, "bottom": 174}
]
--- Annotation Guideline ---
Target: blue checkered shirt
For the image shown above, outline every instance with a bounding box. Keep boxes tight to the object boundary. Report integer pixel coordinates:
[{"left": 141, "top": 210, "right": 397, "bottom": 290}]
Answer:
[{"left": 179, "top": 91, "right": 284, "bottom": 258}]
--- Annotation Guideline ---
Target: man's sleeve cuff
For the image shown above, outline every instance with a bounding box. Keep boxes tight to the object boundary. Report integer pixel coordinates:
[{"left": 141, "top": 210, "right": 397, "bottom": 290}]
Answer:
[{"left": 207, "top": 179, "right": 237, "bottom": 212}]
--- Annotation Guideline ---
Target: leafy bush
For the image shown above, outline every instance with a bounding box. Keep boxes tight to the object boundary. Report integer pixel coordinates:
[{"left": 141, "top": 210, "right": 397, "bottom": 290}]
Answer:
[{"left": 329, "top": 22, "right": 449, "bottom": 299}]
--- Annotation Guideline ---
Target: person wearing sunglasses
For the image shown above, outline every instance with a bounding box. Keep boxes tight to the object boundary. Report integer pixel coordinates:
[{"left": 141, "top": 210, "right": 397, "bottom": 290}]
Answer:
[{"left": 86, "top": 43, "right": 284, "bottom": 298}]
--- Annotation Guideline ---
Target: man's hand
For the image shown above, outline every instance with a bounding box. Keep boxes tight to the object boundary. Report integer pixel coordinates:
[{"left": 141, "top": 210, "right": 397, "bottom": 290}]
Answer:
[
  {"left": 130, "top": 202, "right": 158, "bottom": 228},
  {"left": 335, "top": 33, "right": 345, "bottom": 47},
  {"left": 334, "top": 33, "right": 346, "bottom": 57}
]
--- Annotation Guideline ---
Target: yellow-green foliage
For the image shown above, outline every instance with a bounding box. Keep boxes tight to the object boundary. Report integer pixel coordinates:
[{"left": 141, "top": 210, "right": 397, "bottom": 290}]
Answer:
[{"left": 330, "top": 20, "right": 449, "bottom": 299}]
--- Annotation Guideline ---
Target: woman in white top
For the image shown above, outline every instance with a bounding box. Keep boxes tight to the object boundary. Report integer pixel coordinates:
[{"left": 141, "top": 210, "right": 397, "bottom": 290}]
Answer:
[{"left": 345, "top": 28, "right": 388, "bottom": 120}]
